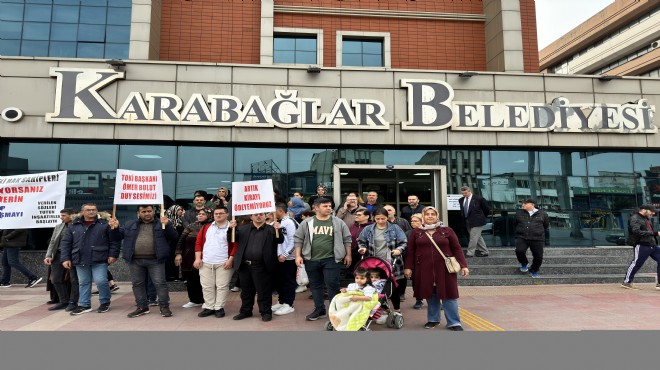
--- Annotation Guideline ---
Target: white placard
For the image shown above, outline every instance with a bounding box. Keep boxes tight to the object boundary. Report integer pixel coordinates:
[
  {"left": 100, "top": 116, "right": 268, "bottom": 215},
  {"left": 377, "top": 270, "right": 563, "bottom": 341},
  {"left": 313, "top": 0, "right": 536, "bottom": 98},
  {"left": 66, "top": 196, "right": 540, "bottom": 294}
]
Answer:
[
  {"left": 447, "top": 194, "right": 463, "bottom": 211},
  {"left": 113, "top": 169, "right": 163, "bottom": 205},
  {"left": 0, "top": 171, "right": 67, "bottom": 229},
  {"left": 231, "top": 179, "right": 276, "bottom": 216}
]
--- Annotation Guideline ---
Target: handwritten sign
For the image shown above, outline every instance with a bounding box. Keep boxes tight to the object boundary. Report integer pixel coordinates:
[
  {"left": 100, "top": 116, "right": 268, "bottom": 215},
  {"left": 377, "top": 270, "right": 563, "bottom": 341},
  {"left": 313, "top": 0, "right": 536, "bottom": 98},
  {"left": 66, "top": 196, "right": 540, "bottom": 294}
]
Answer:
[
  {"left": 0, "top": 171, "right": 67, "bottom": 229},
  {"left": 231, "top": 179, "right": 275, "bottom": 216},
  {"left": 113, "top": 169, "right": 163, "bottom": 205}
]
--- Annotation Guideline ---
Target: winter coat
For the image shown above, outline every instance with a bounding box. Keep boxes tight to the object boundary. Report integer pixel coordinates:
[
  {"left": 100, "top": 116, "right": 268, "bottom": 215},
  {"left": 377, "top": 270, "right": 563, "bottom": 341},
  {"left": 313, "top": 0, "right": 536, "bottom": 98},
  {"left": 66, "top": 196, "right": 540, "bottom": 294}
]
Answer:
[
  {"left": 1, "top": 229, "right": 28, "bottom": 248},
  {"left": 404, "top": 227, "right": 467, "bottom": 300},
  {"left": 117, "top": 219, "right": 179, "bottom": 263},
  {"left": 459, "top": 194, "right": 490, "bottom": 227},
  {"left": 514, "top": 209, "right": 549, "bottom": 241},
  {"left": 627, "top": 212, "right": 658, "bottom": 246},
  {"left": 175, "top": 220, "right": 210, "bottom": 271},
  {"left": 60, "top": 218, "right": 120, "bottom": 266},
  {"left": 357, "top": 223, "right": 407, "bottom": 280},
  {"left": 231, "top": 223, "right": 283, "bottom": 274}
]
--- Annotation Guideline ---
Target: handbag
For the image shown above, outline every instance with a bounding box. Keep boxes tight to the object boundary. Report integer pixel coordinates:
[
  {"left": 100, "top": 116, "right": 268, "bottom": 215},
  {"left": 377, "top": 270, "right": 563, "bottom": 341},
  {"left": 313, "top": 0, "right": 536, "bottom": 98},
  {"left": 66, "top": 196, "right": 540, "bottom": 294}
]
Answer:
[{"left": 425, "top": 231, "right": 461, "bottom": 274}]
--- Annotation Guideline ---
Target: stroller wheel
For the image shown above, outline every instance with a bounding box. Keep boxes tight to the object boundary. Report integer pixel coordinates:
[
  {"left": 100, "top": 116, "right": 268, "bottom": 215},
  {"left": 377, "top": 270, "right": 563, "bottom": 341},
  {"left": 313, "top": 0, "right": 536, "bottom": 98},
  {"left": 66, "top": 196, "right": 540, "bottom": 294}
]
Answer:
[
  {"left": 324, "top": 321, "right": 334, "bottom": 331},
  {"left": 393, "top": 314, "right": 404, "bottom": 329},
  {"left": 385, "top": 314, "right": 396, "bottom": 328}
]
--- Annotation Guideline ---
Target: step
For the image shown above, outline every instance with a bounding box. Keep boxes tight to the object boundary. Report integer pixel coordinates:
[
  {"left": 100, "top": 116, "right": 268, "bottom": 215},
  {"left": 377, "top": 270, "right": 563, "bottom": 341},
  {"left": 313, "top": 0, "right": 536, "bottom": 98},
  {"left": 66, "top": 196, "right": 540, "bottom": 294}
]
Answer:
[
  {"left": 465, "top": 247, "right": 635, "bottom": 256},
  {"left": 458, "top": 274, "right": 657, "bottom": 286},
  {"left": 464, "top": 255, "right": 632, "bottom": 265},
  {"left": 470, "top": 264, "right": 655, "bottom": 276}
]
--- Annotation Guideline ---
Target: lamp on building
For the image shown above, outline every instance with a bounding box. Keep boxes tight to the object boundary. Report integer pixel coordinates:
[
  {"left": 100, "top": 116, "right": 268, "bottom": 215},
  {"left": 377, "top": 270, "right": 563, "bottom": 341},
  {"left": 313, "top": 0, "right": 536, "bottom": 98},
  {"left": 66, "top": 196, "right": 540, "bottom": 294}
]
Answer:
[
  {"left": 598, "top": 75, "right": 622, "bottom": 81},
  {"left": 458, "top": 71, "right": 478, "bottom": 78},
  {"left": 106, "top": 59, "right": 126, "bottom": 72},
  {"left": 307, "top": 66, "right": 321, "bottom": 74}
]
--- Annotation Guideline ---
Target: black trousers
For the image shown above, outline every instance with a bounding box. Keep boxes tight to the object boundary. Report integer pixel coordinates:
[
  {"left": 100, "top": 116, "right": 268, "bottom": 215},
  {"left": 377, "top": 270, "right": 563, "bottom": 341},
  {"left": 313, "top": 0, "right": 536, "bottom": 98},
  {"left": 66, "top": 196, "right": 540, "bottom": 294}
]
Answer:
[
  {"left": 274, "top": 259, "right": 297, "bottom": 306},
  {"left": 238, "top": 262, "right": 273, "bottom": 316},
  {"left": 389, "top": 278, "right": 408, "bottom": 310},
  {"left": 515, "top": 238, "right": 545, "bottom": 273},
  {"left": 50, "top": 252, "right": 70, "bottom": 303},
  {"left": 182, "top": 269, "right": 204, "bottom": 304}
]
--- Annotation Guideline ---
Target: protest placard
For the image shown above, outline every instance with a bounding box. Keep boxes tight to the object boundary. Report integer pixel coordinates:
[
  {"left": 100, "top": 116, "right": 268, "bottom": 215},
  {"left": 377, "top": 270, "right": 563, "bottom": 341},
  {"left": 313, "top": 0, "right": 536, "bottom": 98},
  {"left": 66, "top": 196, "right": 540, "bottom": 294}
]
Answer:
[
  {"left": 231, "top": 179, "right": 276, "bottom": 216},
  {"left": 113, "top": 169, "right": 164, "bottom": 205},
  {"left": 0, "top": 171, "right": 67, "bottom": 229}
]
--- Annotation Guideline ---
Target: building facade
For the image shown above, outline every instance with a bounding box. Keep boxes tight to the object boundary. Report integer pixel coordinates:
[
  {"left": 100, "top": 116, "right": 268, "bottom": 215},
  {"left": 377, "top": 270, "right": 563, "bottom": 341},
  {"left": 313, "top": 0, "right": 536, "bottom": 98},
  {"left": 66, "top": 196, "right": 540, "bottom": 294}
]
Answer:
[{"left": 0, "top": 0, "right": 659, "bottom": 249}]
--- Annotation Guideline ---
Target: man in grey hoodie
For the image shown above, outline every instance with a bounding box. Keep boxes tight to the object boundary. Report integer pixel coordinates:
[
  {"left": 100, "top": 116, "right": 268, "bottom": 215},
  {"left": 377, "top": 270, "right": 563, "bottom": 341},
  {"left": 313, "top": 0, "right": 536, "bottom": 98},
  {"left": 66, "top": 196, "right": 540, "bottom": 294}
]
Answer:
[{"left": 294, "top": 198, "right": 352, "bottom": 321}]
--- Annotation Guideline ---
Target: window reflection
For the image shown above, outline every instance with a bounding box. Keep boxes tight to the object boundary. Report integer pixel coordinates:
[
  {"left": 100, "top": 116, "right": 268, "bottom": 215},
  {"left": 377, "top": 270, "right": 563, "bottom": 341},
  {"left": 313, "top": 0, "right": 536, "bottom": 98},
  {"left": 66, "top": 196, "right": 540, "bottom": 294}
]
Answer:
[
  {"left": 1, "top": 142, "right": 59, "bottom": 172},
  {"left": 178, "top": 146, "right": 233, "bottom": 173},
  {"left": 119, "top": 145, "right": 176, "bottom": 172},
  {"left": 586, "top": 152, "right": 633, "bottom": 176},
  {"left": 60, "top": 144, "right": 118, "bottom": 171},
  {"left": 539, "top": 151, "right": 587, "bottom": 176}
]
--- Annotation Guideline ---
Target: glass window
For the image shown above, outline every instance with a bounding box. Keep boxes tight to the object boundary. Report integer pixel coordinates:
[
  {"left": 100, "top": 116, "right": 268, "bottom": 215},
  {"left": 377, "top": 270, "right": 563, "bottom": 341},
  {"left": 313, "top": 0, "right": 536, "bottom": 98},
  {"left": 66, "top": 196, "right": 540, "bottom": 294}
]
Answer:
[
  {"left": 105, "top": 25, "right": 129, "bottom": 43},
  {"left": 104, "top": 43, "right": 128, "bottom": 59},
  {"left": 273, "top": 35, "right": 317, "bottom": 65},
  {"left": 0, "top": 143, "right": 59, "bottom": 172},
  {"left": 234, "top": 148, "right": 286, "bottom": 174},
  {"left": 175, "top": 173, "right": 233, "bottom": 200},
  {"left": 49, "top": 41, "right": 76, "bottom": 57},
  {"left": 78, "top": 24, "right": 105, "bottom": 42},
  {"left": 82, "top": 0, "right": 107, "bottom": 5},
  {"left": 289, "top": 149, "right": 329, "bottom": 173},
  {"left": 490, "top": 151, "right": 539, "bottom": 177},
  {"left": 20, "top": 40, "right": 48, "bottom": 56},
  {"left": 54, "top": 0, "right": 81, "bottom": 6},
  {"left": 109, "top": 0, "right": 133, "bottom": 7},
  {"left": 80, "top": 6, "right": 106, "bottom": 24},
  {"left": 24, "top": 4, "right": 51, "bottom": 22},
  {"left": 0, "top": 39, "right": 20, "bottom": 55},
  {"left": 539, "top": 151, "right": 587, "bottom": 176},
  {"left": 60, "top": 144, "right": 118, "bottom": 171},
  {"left": 342, "top": 39, "right": 384, "bottom": 67},
  {"left": 22, "top": 22, "right": 50, "bottom": 40},
  {"left": 177, "top": 147, "right": 233, "bottom": 173},
  {"left": 586, "top": 152, "right": 633, "bottom": 176},
  {"left": 53, "top": 5, "right": 80, "bottom": 23},
  {"left": 0, "top": 2, "right": 24, "bottom": 22},
  {"left": 0, "top": 21, "right": 22, "bottom": 39},
  {"left": 119, "top": 145, "right": 177, "bottom": 172},
  {"left": 51, "top": 23, "right": 78, "bottom": 41},
  {"left": 106, "top": 7, "right": 130, "bottom": 25},
  {"left": 633, "top": 153, "right": 660, "bottom": 175},
  {"left": 77, "top": 42, "right": 104, "bottom": 58}
]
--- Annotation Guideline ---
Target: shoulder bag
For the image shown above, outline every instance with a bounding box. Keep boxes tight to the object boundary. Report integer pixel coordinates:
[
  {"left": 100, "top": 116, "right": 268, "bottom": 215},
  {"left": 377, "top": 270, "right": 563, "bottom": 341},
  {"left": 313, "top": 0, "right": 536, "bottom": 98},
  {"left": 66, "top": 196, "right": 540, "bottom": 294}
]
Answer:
[{"left": 425, "top": 231, "right": 461, "bottom": 274}]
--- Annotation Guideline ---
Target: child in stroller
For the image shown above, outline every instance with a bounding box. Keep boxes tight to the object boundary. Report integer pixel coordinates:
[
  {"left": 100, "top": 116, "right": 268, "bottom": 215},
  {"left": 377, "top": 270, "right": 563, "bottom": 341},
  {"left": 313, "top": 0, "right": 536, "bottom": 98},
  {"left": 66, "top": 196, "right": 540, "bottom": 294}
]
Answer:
[{"left": 327, "top": 267, "right": 380, "bottom": 331}]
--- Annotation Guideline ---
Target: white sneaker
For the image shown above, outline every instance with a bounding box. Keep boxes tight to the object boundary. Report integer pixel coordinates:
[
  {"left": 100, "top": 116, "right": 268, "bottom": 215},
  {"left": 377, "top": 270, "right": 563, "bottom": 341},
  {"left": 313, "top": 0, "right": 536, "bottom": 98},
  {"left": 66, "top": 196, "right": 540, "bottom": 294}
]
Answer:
[
  {"left": 182, "top": 302, "right": 202, "bottom": 308},
  {"left": 271, "top": 303, "right": 284, "bottom": 311},
  {"left": 230, "top": 287, "right": 240, "bottom": 292},
  {"left": 375, "top": 314, "right": 388, "bottom": 325},
  {"left": 274, "top": 304, "right": 295, "bottom": 316},
  {"left": 295, "top": 285, "right": 308, "bottom": 293}
]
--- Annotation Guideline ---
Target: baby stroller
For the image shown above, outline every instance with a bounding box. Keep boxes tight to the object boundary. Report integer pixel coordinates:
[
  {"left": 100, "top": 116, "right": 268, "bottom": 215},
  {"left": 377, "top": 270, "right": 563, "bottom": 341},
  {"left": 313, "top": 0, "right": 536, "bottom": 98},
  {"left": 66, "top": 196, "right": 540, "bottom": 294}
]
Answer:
[{"left": 325, "top": 256, "right": 404, "bottom": 331}]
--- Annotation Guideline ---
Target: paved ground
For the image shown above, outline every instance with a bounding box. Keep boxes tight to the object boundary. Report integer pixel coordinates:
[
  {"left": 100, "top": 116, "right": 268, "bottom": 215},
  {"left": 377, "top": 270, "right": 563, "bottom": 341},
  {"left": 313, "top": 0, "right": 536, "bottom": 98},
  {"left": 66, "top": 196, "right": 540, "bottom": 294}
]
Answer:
[{"left": 2, "top": 281, "right": 659, "bottom": 332}]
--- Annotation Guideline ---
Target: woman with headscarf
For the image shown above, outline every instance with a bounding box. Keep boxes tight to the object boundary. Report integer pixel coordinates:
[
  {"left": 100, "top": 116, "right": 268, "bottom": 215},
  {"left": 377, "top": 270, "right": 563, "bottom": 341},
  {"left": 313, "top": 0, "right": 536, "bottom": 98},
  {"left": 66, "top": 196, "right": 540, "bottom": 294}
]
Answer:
[
  {"left": 288, "top": 197, "right": 307, "bottom": 224},
  {"left": 174, "top": 207, "right": 213, "bottom": 308},
  {"left": 211, "top": 187, "right": 232, "bottom": 215},
  {"left": 404, "top": 206, "right": 469, "bottom": 330}
]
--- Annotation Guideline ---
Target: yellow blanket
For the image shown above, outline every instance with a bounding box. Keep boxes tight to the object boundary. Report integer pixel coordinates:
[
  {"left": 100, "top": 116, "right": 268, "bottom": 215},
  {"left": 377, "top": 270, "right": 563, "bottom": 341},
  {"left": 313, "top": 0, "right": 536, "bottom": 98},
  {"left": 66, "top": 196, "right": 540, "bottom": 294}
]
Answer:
[{"left": 328, "top": 291, "right": 379, "bottom": 331}]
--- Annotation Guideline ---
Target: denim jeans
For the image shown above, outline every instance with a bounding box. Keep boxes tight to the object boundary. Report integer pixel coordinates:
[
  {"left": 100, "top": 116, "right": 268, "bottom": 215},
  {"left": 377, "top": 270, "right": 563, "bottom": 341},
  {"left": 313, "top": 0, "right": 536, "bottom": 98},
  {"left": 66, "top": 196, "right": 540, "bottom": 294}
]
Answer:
[
  {"left": 305, "top": 258, "right": 342, "bottom": 311},
  {"left": 76, "top": 263, "right": 110, "bottom": 308},
  {"left": 129, "top": 259, "right": 170, "bottom": 308},
  {"left": 1, "top": 247, "right": 37, "bottom": 284},
  {"left": 427, "top": 287, "right": 461, "bottom": 328}
]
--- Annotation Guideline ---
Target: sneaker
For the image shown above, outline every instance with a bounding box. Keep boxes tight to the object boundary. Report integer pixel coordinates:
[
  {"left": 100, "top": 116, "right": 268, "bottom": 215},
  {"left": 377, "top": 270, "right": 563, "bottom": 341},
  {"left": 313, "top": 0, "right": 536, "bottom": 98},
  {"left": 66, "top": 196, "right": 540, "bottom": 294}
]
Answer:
[
  {"left": 182, "top": 302, "right": 203, "bottom": 308},
  {"left": 529, "top": 271, "right": 540, "bottom": 278},
  {"left": 305, "top": 308, "right": 327, "bottom": 321},
  {"left": 375, "top": 314, "right": 388, "bottom": 325},
  {"left": 271, "top": 303, "right": 285, "bottom": 312},
  {"left": 230, "top": 287, "right": 241, "bottom": 292},
  {"left": 97, "top": 303, "right": 110, "bottom": 313},
  {"left": 295, "top": 285, "right": 308, "bottom": 293},
  {"left": 424, "top": 321, "right": 439, "bottom": 329},
  {"left": 70, "top": 306, "right": 92, "bottom": 315},
  {"left": 413, "top": 300, "right": 424, "bottom": 309},
  {"left": 127, "top": 307, "right": 150, "bottom": 318},
  {"left": 274, "top": 304, "right": 295, "bottom": 316},
  {"left": 448, "top": 325, "right": 464, "bottom": 331},
  {"left": 621, "top": 282, "right": 639, "bottom": 290},
  {"left": 160, "top": 306, "right": 173, "bottom": 317},
  {"left": 148, "top": 300, "right": 159, "bottom": 306},
  {"left": 399, "top": 294, "right": 406, "bottom": 302},
  {"left": 65, "top": 303, "right": 77, "bottom": 312},
  {"left": 519, "top": 264, "right": 529, "bottom": 273},
  {"left": 26, "top": 277, "right": 43, "bottom": 288},
  {"left": 0, "top": 283, "right": 12, "bottom": 288},
  {"left": 110, "top": 284, "right": 120, "bottom": 292}
]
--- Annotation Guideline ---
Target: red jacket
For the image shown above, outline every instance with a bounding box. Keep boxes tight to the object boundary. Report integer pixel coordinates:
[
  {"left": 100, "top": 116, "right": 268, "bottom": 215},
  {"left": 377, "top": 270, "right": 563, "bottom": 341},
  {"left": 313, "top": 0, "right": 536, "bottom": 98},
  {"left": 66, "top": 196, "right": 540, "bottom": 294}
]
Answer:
[{"left": 195, "top": 223, "right": 237, "bottom": 259}]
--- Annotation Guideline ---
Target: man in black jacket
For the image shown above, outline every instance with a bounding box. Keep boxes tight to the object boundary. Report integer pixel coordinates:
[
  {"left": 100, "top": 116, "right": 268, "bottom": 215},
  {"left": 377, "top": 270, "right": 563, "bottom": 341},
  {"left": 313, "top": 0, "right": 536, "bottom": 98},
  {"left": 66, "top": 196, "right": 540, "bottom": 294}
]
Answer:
[
  {"left": 459, "top": 186, "right": 491, "bottom": 257},
  {"left": 622, "top": 204, "right": 660, "bottom": 290},
  {"left": 513, "top": 198, "right": 549, "bottom": 278}
]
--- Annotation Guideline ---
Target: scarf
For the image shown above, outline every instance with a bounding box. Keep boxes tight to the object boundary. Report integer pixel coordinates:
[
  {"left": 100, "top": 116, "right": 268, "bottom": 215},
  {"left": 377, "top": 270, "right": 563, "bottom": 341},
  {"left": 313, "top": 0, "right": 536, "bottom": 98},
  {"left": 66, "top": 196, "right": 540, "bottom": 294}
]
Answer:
[
  {"left": 288, "top": 197, "right": 306, "bottom": 216},
  {"left": 166, "top": 205, "right": 183, "bottom": 228},
  {"left": 419, "top": 221, "right": 443, "bottom": 230}
]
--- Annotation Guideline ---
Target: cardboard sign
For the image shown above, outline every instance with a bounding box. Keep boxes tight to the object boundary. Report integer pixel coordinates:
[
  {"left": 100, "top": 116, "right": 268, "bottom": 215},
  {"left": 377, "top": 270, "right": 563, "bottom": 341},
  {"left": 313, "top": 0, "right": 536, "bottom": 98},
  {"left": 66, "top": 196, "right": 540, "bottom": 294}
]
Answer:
[
  {"left": 113, "top": 169, "right": 163, "bottom": 205},
  {"left": 0, "top": 171, "right": 67, "bottom": 229},
  {"left": 231, "top": 179, "right": 275, "bottom": 216}
]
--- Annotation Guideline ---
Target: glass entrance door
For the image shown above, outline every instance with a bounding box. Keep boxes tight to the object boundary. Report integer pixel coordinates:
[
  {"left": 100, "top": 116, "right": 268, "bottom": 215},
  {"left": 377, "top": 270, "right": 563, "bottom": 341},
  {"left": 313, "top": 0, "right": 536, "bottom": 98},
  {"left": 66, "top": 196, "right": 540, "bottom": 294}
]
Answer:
[{"left": 333, "top": 165, "right": 447, "bottom": 220}]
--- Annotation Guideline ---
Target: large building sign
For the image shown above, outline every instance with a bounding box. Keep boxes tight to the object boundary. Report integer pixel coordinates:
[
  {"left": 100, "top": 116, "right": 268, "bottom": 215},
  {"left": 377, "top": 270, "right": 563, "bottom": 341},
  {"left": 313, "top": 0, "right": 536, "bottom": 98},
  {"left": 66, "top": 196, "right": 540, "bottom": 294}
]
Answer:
[{"left": 45, "top": 68, "right": 656, "bottom": 134}]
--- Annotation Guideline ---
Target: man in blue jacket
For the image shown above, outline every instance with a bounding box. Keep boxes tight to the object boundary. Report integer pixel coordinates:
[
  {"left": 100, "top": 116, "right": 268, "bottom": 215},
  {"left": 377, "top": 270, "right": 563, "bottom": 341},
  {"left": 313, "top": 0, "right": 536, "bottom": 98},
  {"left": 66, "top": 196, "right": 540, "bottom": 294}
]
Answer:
[
  {"left": 109, "top": 205, "right": 179, "bottom": 318},
  {"left": 60, "top": 204, "right": 120, "bottom": 315}
]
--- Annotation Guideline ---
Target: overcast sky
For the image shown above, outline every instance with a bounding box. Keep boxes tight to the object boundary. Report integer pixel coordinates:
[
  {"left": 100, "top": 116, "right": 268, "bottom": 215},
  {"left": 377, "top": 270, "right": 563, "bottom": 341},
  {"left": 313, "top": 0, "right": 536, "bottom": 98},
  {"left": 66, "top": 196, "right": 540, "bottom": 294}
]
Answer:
[{"left": 536, "top": 0, "right": 615, "bottom": 50}]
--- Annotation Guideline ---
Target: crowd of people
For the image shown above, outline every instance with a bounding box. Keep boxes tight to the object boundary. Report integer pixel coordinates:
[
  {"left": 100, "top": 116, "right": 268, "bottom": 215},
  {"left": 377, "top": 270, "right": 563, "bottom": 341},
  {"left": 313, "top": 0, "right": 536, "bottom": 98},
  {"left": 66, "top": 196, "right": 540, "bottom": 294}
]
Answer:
[{"left": 3, "top": 183, "right": 659, "bottom": 331}]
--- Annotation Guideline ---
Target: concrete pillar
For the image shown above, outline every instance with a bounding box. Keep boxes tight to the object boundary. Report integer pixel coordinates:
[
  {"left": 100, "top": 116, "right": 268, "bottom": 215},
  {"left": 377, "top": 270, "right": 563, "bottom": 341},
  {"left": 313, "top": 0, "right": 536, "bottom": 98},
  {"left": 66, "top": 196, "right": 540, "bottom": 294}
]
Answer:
[
  {"left": 129, "top": 0, "right": 162, "bottom": 60},
  {"left": 483, "top": 0, "right": 524, "bottom": 72},
  {"left": 260, "top": 0, "right": 275, "bottom": 65}
]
